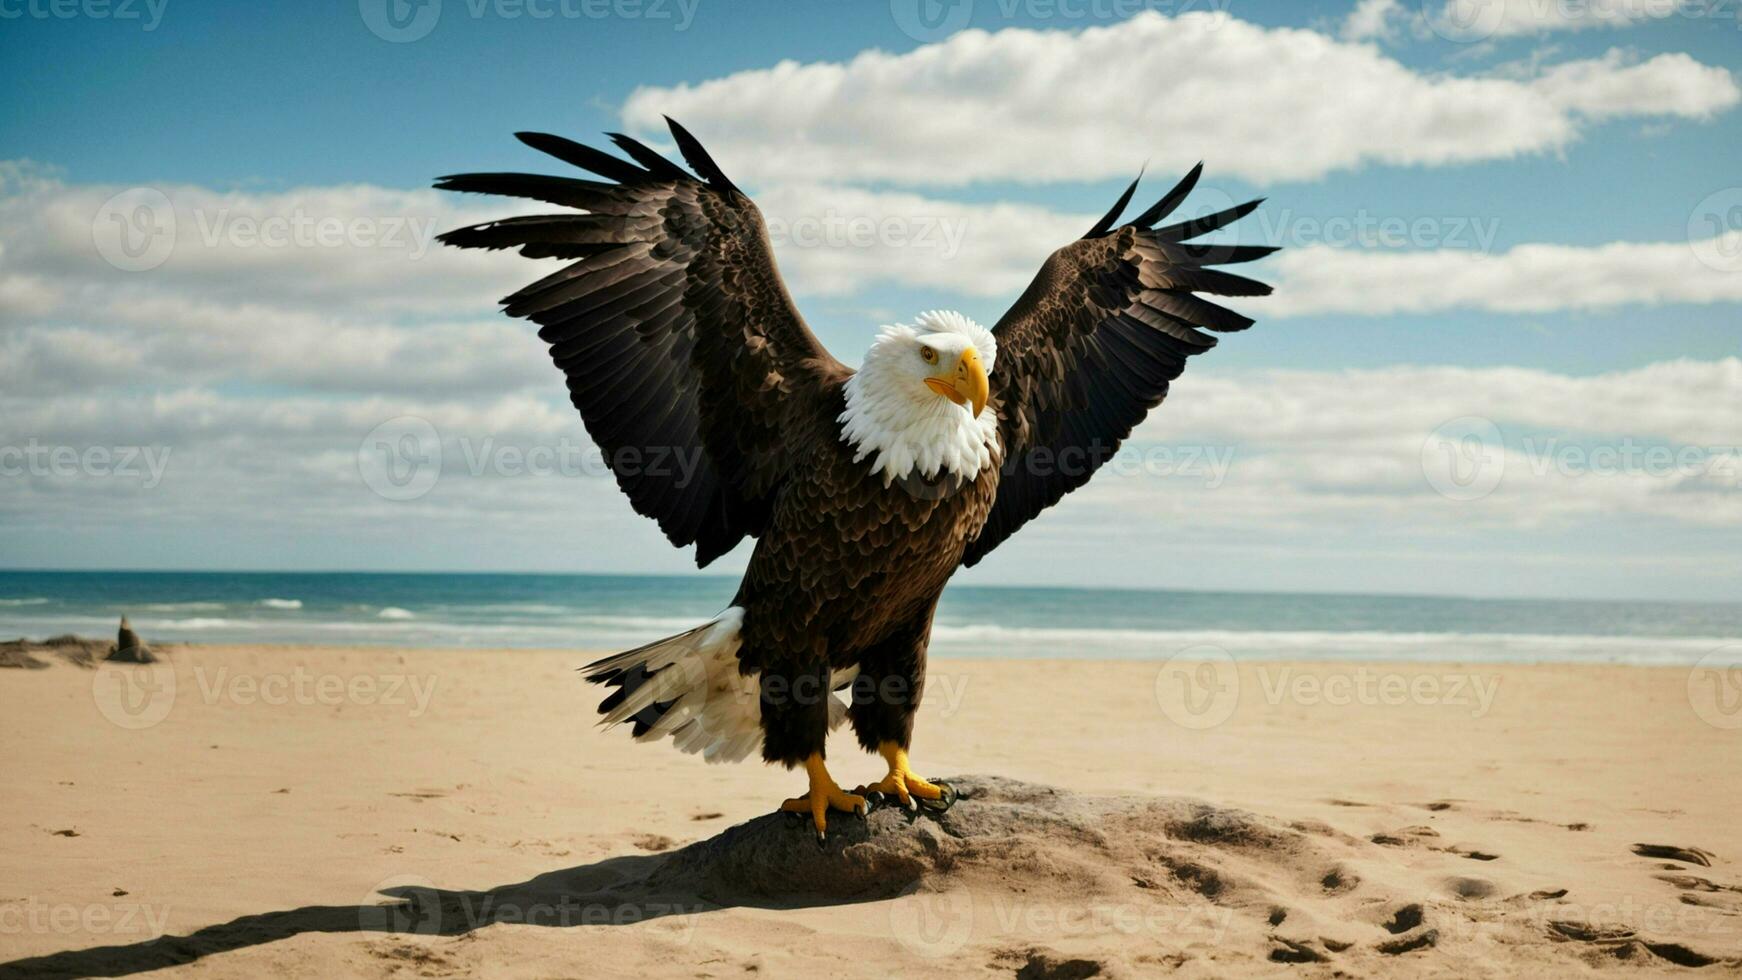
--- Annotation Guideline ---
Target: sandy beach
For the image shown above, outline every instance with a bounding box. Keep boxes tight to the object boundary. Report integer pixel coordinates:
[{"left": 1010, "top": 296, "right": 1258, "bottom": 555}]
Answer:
[{"left": 2, "top": 643, "right": 1739, "bottom": 978}]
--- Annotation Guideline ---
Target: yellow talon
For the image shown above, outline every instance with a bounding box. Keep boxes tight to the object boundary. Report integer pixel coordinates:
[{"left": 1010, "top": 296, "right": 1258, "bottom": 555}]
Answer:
[
  {"left": 858, "top": 742, "right": 943, "bottom": 807},
  {"left": 779, "top": 753, "right": 866, "bottom": 837}
]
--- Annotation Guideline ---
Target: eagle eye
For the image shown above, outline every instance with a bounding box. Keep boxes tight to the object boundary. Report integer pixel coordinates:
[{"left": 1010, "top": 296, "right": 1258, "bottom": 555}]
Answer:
[{"left": 919, "top": 346, "right": 937, "bottom": 364}]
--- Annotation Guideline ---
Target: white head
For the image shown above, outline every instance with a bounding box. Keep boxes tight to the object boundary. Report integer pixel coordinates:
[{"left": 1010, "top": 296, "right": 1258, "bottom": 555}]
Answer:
[{"left": 838, "top": 310, "right": 1000, "bottom": 485}]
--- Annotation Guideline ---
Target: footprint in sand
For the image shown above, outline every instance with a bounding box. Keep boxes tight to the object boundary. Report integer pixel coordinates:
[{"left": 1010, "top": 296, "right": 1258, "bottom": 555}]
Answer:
[
  {"left": 1447, "top": 844, "right": 1500, "bottom": 861},
  {"left": 1376, "top": 928, "right": 1439, "bottom": 955},
  {"left": 1632, "top": 843, "right": 1716, "bottom": 867},
  {"left": 1381, "top": 903, "right": 1424, "bottom": 934},
  {"left": 1444, "top": 876, "right": 1497, "bottom": 901},
  {"left": 1548, "top": 920, "right": 1728, "bottom": 969},
  {"left": 1319, "top": 867, "right": 1360, "bottom": 894},
  {"left": 1370, "top": 825, "right": 1439, "bottom": 847}
]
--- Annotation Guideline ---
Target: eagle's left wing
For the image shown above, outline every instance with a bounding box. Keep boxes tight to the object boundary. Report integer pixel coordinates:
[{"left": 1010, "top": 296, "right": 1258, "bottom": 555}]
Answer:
[
  {"left": 437, "top": 120, "right": 849, "bottom": 568},
  {"left": 962, "top": 166, "right": 1274, "bottom": 567}
]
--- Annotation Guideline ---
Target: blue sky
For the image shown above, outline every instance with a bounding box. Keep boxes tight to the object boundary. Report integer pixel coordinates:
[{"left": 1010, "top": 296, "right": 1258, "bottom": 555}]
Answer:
[{"left": 1, "top": 0, "right": 1739, "bottom": 600}]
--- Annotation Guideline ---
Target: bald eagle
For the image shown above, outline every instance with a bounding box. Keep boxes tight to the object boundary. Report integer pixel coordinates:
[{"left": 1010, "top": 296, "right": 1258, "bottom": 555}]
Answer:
[{"left": 438, "top": 119, "right": 1272, "bottom": 837}]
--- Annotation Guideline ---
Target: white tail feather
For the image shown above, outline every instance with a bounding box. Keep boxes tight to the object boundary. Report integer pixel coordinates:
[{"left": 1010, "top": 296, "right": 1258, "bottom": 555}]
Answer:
[{"left": 583, "top": 607, "right": 852, "bottom": 764}]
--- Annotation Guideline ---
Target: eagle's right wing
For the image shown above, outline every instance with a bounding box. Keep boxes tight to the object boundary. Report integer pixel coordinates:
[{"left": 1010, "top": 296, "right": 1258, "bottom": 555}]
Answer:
[
  {"left": 964, "top": 165, "right": 1275, "bottom": 567},
  {"left": 438, "top": 119, "right": 848, "bottom": 567}
]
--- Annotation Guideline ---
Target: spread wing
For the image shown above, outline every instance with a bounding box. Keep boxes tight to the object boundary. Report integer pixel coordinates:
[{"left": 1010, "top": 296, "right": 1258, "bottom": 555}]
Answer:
[
  {"left": 437, "top": 119, "right": 848, "bottom": 567},
  {"left": 963, "top": 166, "right": 1275, "bottom": 567}
]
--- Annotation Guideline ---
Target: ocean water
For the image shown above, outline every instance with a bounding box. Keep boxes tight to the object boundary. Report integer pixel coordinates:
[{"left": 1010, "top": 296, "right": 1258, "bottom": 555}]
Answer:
[{"left": 1, "top": 571, "right": 1739, "bottom": 665}]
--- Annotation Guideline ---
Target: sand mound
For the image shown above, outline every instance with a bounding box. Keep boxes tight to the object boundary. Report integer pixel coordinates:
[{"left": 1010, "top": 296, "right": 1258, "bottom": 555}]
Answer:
[
  {"left": 653, "top": 775, "right": 1313, "bottom": 904},
  {"left": 0, "top": 635, "right": 104, "bottom": 670}
]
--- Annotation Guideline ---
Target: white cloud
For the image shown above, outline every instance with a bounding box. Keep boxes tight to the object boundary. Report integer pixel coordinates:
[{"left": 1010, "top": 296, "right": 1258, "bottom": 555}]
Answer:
[
  {"left": 1, "top": 171, "right": 546, "bottom": 318},
  {"left": 1433, "top": 0, "right": 1697, "bottom": 38},
  {"left": 756, "top": 183, "right": 1086, "bottom": 298},
  {"left": 1149, "top": 359, "right": 1742, "bottom": 449},
  {"left": 1342, "top": 0, "right": 1404, "bottom": 40},
  {"left": 0, "top": 168, "right": 567, "bottom": 397},
  {"left": 621, "top": 12, "right": 1737, "bottom": 187},
  {"left": 1253, "top": 233, "right": 1742, "bottom": 317},
  {"left": 1069, "top": 358, "right": 1742, "bottom": 534},
  {"left": 1531, "top": 49, "right": 1740, "bottom": 119}
]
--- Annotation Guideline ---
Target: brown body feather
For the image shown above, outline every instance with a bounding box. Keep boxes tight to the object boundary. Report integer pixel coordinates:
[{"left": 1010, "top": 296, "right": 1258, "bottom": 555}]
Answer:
[{"left": 733, "top": 381, "right": 1000, "bottom": 762}]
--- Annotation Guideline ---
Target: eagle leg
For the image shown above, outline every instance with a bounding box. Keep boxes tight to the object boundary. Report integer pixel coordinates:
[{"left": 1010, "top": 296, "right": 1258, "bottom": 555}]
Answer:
[
  {"left": 856, "top": 742, "right": 947, "bottom": 810},
  {"left": 779, "top": 753, "right": 867, "bottom": 840}
]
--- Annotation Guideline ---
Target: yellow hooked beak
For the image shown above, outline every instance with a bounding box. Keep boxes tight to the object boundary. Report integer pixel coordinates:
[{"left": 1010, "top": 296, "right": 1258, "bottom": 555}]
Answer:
[{"left": 924, "top": 347, "right": 990, "bottom": 418}]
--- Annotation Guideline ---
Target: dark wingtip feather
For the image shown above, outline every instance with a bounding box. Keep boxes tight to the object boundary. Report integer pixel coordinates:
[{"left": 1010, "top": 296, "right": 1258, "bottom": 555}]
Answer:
[
  {"left": 1083, "top": 168, "right": 1145, "bottom": 239},
  {"left": 663, "top": 117, "right": 742, "bottom": 196},
  {"left": 1158, "top": 197, "right": 1265, "bottom": 242},
  {"left": 515, "top": 131, "right": 648, "bottom": 184},
  {"left": 1186, "top": 243, "right": 1282, "bottom": 265},
  {"left": 1125, "top": 162, "right": 1203, "bottom": 229},
  {"left": 606, "top": 132, "right": 691, "bottom": 181}
]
